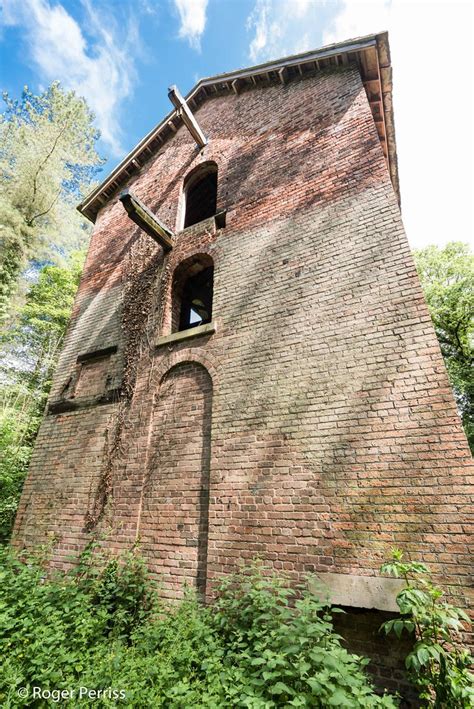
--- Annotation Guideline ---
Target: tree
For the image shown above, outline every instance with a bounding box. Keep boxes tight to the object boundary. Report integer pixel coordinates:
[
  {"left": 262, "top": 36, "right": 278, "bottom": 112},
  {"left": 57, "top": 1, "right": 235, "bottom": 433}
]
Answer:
[
  {"left": 0, "top": 82, "right": 103, "bottom": 322},
  {"left": 1, "top": 251, "right": 84, "bottom": 397},
  {"left": 0, "top": 253, "right": 84, "bottom": 543},
  {"left": 413, "top": 242, "right": 473, "bottom": 453}
]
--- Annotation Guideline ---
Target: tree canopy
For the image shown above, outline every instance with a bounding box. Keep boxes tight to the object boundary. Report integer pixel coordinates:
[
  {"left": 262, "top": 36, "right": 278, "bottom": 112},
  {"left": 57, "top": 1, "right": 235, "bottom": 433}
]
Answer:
[
  {"left": 0, "top": 81, "right": 102, "bottom": 541},
  {"left": 413, "top": 242, "right": 473, "bottom": 452},
  {"left": 0, "top": 82, "right": 103, "bottom": 322},
  {"left": 0, "top": 253, "right": 84, "bottom": 543}
]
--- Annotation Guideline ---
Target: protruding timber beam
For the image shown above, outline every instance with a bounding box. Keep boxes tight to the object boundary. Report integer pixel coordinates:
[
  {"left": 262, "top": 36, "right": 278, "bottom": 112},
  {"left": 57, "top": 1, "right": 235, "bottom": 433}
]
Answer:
[
  {"left": 278, "top": 67, "right": 288, "bottom": 85},
  {"left": 119, "top": 190, "right": 173, "bottom": 251},
  {"left": 231, "top": 78, "right": 244, "bottom": 95},
  {"left": 168, "top": 85, "right": 208, "bottom": 148}
]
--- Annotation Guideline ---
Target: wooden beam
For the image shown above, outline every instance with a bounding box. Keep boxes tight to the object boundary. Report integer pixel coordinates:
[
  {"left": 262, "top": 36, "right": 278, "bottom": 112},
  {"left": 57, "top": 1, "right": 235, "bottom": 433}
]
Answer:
[
  {"left": 278, "top": 67, "right": 288, "bottom": 84},
  {"left": 168, "top": 85, "right": 208, "bottom": 148},
  {"left": 231, "top": 78, "right": 243, "bottom": 94},
  {"left": 119, "top": 190, "right": 173, "bottom": 251}
]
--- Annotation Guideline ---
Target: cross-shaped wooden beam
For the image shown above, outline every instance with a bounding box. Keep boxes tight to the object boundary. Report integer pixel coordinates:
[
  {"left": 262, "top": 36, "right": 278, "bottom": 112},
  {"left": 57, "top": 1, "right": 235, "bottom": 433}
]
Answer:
[
  {"left": 119, "top": 190, "right": 174, "bottom": 250},
  {"left": 168, "top": 85, "right": 208, "bottom": 148}
]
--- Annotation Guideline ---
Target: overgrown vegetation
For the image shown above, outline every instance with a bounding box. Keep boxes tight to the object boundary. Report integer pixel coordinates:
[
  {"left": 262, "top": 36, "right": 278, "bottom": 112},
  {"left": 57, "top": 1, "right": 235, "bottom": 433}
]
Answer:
[
  {"left": 0, "top": 254, "right": 83, "bottom": 543},
  {"left": 0, "top": 549, "right": 397, "bottom": 707},
  {"left": 210, "top": 564, "right": 396, "bottom": 707},
  {"left": 381, "top": 549, "right": 474, "bottom": 708},
  {"left": 2, "top": 548, "right": 472, "bottom": 707},
  {"left": 413, "top": 242, "right": 474, "bottom": 453}
]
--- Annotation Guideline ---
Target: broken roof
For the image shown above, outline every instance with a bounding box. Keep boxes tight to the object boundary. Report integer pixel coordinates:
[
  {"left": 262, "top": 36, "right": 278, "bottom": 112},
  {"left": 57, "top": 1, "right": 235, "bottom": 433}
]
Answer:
[{"left": 78, "top": 31, "right": 399, "bottom": 222}]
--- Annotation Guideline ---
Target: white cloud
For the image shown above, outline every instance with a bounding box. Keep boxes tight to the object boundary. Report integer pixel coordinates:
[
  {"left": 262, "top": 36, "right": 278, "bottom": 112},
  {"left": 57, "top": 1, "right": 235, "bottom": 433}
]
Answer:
[
  {"left": 323, "top": 0, "right": 473, "bottom": 249},
  {"left": 174, "top": 0, "right": 208, "bottom": 49},
  {"left": 247, "top": 0, "right": 327, "bottom": 64},
  {"left": 322, "top": 0, "right": 390, "bottom": 43},
  {"left": 247, "top": 0, "right": 474, "bottom": 249},
  {"left": 1, "top": 0, "right": 137, "bottom": 157}
]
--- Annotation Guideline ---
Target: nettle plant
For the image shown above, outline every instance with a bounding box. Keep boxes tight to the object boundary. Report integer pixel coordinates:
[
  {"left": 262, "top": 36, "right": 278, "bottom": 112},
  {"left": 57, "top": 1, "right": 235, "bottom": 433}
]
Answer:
[
  {"left": 381, "top": 549, "right": 474, "bottom": 708},
  {"left": 213, "top": 562, "right": 397, "bottom": 708}
]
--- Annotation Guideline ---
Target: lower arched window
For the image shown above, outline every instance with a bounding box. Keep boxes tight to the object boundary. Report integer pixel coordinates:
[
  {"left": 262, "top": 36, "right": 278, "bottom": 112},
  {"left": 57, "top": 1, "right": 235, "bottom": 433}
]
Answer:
[{"left": 171, "top": 255, "right": 214, "bottom": 333}]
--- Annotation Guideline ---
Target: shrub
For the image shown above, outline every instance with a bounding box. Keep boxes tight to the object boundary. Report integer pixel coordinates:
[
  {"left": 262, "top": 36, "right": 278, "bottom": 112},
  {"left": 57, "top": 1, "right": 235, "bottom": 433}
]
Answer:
[
  {"left": 0, "top": 549, "right": 397, "bottom": 707},
  {"left": 211, "top": 562, "right": 397, "bottom": 707},
  {"left": 381, "top": 549, "right": 474, "bottom": 708}
]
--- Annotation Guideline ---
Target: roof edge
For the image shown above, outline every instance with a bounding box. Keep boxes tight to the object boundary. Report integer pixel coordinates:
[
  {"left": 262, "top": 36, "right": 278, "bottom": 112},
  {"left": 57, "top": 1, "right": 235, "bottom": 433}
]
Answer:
[{"left": 78, "top": 31, "right": 399, "bottom": 221}]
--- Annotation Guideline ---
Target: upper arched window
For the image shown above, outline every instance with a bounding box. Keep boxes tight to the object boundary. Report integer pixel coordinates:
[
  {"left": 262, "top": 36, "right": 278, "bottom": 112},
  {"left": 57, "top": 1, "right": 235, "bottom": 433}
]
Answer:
[{"left": 183, "top": 162, "right": 217, "bottom": 228}]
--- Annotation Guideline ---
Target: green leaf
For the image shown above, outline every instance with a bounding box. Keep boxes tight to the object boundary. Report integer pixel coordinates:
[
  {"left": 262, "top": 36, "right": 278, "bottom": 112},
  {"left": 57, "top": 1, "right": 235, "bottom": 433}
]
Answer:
[
  {"left": 328, "top": 688, "right": 350, "bottom": 705},
  {"left": 270, "top": 682, "right": 293, "bottom": 695}
]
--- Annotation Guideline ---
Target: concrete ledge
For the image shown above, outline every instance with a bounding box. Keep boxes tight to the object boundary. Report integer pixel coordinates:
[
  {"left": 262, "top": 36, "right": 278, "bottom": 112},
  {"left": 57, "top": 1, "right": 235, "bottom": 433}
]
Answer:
[
  {"left": 310, "top": 573, "right": 404, "bottom": 612},
  {"left": 155, "top": 321, "right": 216, "bottom": 348},
  {"left": 47, "top": 388, "right": 121, "bottom": 414},
  {"left": 77, "top": 345, "right": 118, "bottom": 363}
]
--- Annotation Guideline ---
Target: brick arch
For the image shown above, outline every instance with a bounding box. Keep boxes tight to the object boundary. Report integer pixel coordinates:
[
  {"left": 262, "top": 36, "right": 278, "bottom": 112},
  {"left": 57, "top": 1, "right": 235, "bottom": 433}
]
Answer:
[
  {"left": 183, "top": 159, "right": 218, "bottom": 188},
  {"left": 139, "top": 360, "right": 213, "bottom": 599},
  {"left": 149, "top": 347, "right": 220, "bottom": 391}
]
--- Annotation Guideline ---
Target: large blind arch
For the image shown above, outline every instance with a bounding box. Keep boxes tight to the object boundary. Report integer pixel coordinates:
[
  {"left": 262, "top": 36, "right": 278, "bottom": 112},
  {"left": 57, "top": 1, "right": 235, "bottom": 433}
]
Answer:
[{"left": 139, "top": 361, "right": 213, "bottom": 598}]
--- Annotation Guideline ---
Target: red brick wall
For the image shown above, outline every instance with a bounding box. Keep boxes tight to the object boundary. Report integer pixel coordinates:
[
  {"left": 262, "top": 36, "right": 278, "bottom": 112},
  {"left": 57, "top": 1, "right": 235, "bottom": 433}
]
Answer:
[
  {"left": 14, "top": 65, "right": 473, "bottom": 698},
  {"left": 74, "top": 356, "right": 110, "bottom": 398},
  {"left": 333, "top": 608, "right": 418, "bottom": 705},
  {"left": 14, "top": 404, "right": 115, "bottom": 557}
]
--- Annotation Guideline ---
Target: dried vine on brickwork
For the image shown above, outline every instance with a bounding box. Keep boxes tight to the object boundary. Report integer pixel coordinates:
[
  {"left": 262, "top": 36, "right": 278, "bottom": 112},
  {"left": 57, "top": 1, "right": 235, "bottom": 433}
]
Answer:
[
  {"left": 140, "top": 376, "right": 176, "bottom": 499},
  {"left": 84, "top": 234, "right": 163, "bottom": 531},
  {"left": 84, "top": 223, "right": 219, "bottom": 532}
]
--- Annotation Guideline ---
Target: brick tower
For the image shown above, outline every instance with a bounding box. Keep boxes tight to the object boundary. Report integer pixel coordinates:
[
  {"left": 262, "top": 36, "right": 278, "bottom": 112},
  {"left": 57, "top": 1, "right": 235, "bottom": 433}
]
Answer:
[{"left": 14, "top": 32, "right": 473, "bottom": 690}]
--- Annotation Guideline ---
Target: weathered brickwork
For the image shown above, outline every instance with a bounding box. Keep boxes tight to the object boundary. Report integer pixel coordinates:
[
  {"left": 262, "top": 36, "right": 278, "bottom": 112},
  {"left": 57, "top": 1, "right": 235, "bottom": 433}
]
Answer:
[
  {"left": 14, "top": 60, "right": 473, "bottom": 700},
  {"left": 139, "top": 361, "right": 212, "bottom": 599},
  {"left": 333, "top": 609, "right": 419, "bottom": 705}
]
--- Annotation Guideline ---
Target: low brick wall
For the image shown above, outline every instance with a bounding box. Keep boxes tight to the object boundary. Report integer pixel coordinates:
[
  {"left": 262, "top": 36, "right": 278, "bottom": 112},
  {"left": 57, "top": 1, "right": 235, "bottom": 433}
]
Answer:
[{"left": 333, "top": 608, "right": 419, "bottom": 706}]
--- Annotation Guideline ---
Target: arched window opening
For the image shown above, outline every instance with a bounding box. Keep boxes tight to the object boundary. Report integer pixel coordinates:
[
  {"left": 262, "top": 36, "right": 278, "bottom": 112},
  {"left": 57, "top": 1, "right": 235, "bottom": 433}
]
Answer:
[
  {"left": 172, "top": 255, "right": 214, "bottom": 333},
  {"left": 179, "top": 266, "right": 213, "bottom": 331},
  {"left": 183, "top": 163, "right": 217, "bottom": 228}
]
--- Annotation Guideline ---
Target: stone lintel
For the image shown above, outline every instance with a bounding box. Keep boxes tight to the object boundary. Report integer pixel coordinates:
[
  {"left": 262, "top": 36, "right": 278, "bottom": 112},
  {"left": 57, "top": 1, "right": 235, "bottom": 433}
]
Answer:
[
  {"left": 77, "top": 345, "right": 118, "bottom": 363},
  {"left": 311, "top": 573, "right": 404, "bottom": 612}
]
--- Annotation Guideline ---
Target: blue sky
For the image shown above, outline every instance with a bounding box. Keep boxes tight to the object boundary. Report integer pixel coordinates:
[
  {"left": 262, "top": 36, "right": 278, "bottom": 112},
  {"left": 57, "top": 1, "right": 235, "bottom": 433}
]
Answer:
[{"left": 1, "top": 0, "right": 473, "bottom": 248}]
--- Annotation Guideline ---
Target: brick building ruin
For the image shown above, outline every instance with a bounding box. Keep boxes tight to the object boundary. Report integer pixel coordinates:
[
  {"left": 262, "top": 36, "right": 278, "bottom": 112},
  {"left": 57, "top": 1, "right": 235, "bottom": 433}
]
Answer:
[{"left": 13, "top": 32, "right": 473, "bottom": 695}]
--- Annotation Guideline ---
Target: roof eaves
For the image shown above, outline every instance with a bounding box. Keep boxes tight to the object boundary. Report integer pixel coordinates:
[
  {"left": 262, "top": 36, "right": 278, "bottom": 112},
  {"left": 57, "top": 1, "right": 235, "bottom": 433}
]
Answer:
[{"left": 78, "top": 31, "right": 398, "bottom": 221}]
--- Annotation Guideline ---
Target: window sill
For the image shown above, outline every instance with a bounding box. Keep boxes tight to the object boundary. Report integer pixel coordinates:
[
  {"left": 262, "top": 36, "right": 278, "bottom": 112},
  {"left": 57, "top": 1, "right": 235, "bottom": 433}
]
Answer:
[
  {"left": 179, "top": 210, "right": 226, "bottom": 236},
  {"left": 155, "top": 321, "right": 216, "bottom": 348}
]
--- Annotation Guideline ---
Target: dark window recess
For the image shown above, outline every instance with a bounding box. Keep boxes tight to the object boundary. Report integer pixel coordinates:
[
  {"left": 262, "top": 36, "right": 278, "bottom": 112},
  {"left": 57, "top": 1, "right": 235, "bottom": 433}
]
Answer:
[
  {"left": 179, "top": 266, "right": 214, "bottom": 331},
  {"left": 184, "top": 171, "right": 217, "bottom": 228}
]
